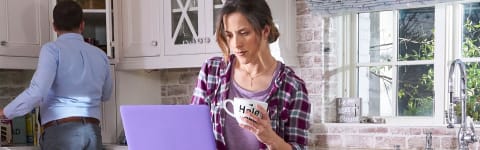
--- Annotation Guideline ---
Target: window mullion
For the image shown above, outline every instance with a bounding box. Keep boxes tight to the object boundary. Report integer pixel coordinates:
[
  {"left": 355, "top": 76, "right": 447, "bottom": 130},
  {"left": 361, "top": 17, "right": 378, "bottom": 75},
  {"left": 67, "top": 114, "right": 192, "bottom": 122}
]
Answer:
[
  {"left": 434, "top": 3, "right": 449, "bottom": 125},
  {"left": 392, "top": 10, "right": 399, "bottom": 116}
]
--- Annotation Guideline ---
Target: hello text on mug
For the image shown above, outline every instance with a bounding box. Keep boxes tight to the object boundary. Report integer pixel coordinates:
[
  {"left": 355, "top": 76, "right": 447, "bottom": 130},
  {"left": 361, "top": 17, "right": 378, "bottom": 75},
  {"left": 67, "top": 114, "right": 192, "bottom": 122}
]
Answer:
[
  {"left": 238, "top": 103, "right": 261, "bottom": 116},
  {"left": 223, "top": 97, "right": 268, "bottom": 125}
]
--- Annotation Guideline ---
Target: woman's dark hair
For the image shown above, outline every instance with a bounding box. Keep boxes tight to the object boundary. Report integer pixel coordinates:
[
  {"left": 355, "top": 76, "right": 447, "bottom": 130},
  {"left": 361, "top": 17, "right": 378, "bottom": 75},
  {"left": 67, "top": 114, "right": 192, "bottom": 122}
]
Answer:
[
  {"left": 215, "top": 0, "right": 280, "bottom": 61},
  {"left": 53, "top": 1, "right": 83, "bottom": 31}
]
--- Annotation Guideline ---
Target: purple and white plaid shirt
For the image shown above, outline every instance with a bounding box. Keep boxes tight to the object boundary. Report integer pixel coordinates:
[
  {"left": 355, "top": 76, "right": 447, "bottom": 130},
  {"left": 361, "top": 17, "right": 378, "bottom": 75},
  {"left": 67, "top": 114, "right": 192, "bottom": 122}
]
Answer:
[{"left": 191, "top": 55, "right": 310, "bottom": 150}]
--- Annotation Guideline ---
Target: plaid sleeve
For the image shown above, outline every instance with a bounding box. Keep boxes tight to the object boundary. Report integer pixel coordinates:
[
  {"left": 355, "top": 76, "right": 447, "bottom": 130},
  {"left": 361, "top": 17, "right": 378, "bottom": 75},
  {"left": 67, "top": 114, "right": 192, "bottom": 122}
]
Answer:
[
  {"left": 191, "top": 60, "right": 210, "bottom": 105},
  {"left": 286, "top": 78, "right": 310, "bottom": 150},
  {"left": 191, "top": 57, "right": 223, "bottom": 105}
]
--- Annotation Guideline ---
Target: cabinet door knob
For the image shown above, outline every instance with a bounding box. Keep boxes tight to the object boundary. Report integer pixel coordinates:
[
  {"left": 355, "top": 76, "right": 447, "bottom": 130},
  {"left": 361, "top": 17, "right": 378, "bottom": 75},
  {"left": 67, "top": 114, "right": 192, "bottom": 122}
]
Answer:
[
  {"left": 151, "top": 41, "right": 158, "bottom": 46},
  {"left": 0, "top": 41, "right": 6, "bottom": 46}
]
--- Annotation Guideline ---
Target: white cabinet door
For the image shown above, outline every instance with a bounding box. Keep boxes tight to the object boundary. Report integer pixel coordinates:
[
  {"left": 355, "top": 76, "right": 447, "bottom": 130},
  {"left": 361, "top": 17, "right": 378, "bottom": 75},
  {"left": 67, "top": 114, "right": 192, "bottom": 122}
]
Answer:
[
  {"left": 0, "top": 0, "right": 49, "bottom": 57},
  {"left": 204, "top": 0, "right": 222, "bottom": 53},
  {"left": 122, "top": 0, "right": 162, "bottom": 58},
  {"left": 101, "top": 65, "right": 117, "bottom": 144},
  {"left": 164, "top": 0, "right": 206, "bottom": 55}
]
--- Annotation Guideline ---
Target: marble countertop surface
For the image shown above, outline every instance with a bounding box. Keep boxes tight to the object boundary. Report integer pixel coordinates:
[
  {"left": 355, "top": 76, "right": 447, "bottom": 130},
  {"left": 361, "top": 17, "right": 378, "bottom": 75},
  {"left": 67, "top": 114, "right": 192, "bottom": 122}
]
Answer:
[{"left": 0, "top": 144, "right": 128, "bottom": 150}]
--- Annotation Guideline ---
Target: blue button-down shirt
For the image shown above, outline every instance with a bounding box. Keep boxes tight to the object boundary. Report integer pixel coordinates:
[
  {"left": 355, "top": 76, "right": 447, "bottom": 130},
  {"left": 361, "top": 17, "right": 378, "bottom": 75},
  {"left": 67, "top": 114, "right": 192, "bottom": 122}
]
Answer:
[{"left": 4, "top": 33, "right": 113, "bottom": 125}]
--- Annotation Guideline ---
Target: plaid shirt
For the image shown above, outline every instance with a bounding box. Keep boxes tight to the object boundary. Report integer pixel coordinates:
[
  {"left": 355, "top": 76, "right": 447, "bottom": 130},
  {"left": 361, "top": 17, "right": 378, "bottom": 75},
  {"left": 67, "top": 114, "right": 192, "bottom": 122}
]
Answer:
[{"left": 191, "top": 55, "right": 310, "bottom": 150}]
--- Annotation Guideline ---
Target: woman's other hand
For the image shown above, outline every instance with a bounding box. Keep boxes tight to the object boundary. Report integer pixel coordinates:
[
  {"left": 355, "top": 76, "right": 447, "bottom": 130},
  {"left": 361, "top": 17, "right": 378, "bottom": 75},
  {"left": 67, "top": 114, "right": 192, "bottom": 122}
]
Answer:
[{"left": 239, "top": 105, "right": 292, "bottom": 150}]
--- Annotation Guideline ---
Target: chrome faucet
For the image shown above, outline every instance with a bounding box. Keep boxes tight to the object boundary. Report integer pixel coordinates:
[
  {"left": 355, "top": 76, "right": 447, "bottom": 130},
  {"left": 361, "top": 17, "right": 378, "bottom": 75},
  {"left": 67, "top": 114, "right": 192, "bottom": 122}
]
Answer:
[{"left": 446, "top": 59, "right": 478, "bottom": 150}]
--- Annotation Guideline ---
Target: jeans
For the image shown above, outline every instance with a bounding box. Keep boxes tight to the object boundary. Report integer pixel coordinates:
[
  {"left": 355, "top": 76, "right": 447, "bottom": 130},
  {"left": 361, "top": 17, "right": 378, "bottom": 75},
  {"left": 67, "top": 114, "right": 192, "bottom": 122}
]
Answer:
[{"left": 40, "top": 121, "right": 102, "bottom": 150}]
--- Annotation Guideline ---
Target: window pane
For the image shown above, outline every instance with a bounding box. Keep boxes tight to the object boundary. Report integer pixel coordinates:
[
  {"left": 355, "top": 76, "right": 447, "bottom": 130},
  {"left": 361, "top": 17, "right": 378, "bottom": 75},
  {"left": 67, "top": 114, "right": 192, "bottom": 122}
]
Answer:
[
  {"left": 358, "top": 11, "right": 394, "bottom": 63},
  {"left": 463, "top": 3, "right": 480, "bottom": 58},
  {"left": 463, "top": 3, "right": 480, "bottom": 122},
  {"left": 397, "top": 65, "right": 434, "bottom": 116},
  {"left": 398, "top": 7, "right": 435, "bottom": 61},
  {"left": 465, "top": 62, "right": 480, "bottom": 121},
  {"left": 358, "top": 66, "right": 394, "bottom": 116}
]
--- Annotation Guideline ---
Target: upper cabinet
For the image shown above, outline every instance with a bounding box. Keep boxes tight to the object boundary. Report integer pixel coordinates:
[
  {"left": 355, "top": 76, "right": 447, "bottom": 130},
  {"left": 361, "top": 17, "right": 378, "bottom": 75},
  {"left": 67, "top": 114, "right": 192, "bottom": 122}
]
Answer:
[
  {"left": 120, "top": 0, "right": 222, "bottom": 69},
  {"left": 0, "top": 0, "right": 50, "bottom": 58},
  {"left": 119, "top": 0, "right": 296, "bottom": 69},
  {"left": 163, "top": 0, "right": 220, "bottom": 55},
  {"left": 121, "top": 0, "right": 162, "bottom": 58}
]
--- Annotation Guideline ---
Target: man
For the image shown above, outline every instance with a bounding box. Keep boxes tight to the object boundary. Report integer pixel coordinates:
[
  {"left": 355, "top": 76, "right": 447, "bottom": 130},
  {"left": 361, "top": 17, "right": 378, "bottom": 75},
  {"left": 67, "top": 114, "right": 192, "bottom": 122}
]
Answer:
[{"left": 0, "top": 1, "right": 113, "bottom": 149}]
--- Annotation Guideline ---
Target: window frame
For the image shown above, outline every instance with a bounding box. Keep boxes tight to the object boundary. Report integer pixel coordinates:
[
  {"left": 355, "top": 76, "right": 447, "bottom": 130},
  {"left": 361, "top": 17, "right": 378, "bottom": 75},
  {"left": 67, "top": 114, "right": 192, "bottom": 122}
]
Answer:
[{"left": 336, "top": 1, "right": 480, "bottom": 125}]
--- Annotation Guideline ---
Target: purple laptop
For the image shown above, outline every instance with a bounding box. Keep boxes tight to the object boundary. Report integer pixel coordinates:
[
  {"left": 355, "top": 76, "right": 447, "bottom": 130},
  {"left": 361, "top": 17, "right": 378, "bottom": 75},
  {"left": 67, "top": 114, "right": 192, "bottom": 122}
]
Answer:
[{"left": 120, "top": 105, "right": 216, "bottom": 150}]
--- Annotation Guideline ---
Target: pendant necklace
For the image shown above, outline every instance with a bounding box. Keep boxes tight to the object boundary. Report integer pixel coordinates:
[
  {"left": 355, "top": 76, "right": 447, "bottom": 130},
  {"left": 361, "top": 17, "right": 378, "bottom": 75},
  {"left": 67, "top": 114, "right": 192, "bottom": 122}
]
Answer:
[{"left": 240, "top": 67, "right": 269, "bottom": 88}]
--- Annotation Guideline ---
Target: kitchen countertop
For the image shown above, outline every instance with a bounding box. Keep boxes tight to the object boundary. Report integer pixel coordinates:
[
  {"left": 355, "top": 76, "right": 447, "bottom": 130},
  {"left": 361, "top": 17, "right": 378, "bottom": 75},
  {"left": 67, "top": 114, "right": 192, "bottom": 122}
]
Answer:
[{"left": 0, "top": 144, "right": 128, "bottom": 150}]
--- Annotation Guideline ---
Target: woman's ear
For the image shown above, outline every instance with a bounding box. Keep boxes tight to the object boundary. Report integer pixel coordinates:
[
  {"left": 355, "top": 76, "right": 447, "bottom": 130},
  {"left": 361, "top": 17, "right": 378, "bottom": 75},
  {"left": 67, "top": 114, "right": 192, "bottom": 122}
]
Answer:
[{"left": 262, "top": 25, "right": 270, "bottom": 40}]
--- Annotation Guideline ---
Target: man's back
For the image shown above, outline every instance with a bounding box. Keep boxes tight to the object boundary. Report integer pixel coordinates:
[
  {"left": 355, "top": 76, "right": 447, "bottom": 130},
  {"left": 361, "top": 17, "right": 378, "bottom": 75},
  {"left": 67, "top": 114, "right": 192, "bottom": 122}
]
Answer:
[{"left": 39, "top": 33, "right": 112, "bottom": 124}]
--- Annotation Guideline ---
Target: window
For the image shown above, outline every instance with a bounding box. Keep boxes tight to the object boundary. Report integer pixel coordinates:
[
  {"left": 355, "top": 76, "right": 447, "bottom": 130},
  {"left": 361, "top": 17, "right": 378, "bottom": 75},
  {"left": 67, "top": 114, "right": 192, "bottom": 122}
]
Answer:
[
  {"left": 460, "top": 2, "right": 480, "bottom": 122},
  {"left": 345, "top": 1, "right": 480, "bottom": 124},
  {"left": 357, "top": 7, "right": 435, "bottom": 117}
]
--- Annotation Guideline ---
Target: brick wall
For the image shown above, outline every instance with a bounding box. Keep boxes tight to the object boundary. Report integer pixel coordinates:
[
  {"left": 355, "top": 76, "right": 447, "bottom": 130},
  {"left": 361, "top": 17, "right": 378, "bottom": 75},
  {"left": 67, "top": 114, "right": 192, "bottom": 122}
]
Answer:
[
  {"left": 0, "top": 70, "right": 34, "bottom": 107},
  {"left": 309, "top": 124, "right": 480, "bottom": 149},
  {"left": 156, "top": 68, "right": 198, "bottom": 105}
]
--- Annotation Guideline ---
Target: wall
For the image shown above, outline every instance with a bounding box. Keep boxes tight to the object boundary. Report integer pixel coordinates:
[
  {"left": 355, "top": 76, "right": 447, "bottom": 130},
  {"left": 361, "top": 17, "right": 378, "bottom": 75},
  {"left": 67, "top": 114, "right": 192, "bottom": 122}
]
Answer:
[{"left": 0, "top": 70, "right": 34, "bottom": 107}]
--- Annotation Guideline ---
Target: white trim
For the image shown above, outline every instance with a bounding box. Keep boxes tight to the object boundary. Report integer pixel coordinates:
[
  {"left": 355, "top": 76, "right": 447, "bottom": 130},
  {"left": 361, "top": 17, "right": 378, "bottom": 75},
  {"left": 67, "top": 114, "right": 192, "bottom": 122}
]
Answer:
[
  {"left": 0, "top": 56, "right": 38, "bottom": 69},
  {"left": 333, "top": 16, "right": 344, "bottom": 96},
  {"left": 105, "top": 0, "right": 114, "bottom": 59},
  {"left": 434, "top": 3, "right": 448, "bottom": 125},
  {"left": 391, "top": 10, "right": 400, "bottom": 117},
  {"left": 348, "top": 14, "right": 358, "bottom": 97},
  {"left": 357, "top": 60, "right": 435, "bottom": 67},
  {"left": 117, "top": 53, "right": 218, "bottom": 70}
]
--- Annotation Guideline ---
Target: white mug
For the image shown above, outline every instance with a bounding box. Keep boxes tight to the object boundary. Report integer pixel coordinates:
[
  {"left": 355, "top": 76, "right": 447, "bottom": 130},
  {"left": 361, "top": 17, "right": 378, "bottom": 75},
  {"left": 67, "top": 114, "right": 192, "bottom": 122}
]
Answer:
[{"left": 223, "top": 97, "right": 268, "bottom": 125}]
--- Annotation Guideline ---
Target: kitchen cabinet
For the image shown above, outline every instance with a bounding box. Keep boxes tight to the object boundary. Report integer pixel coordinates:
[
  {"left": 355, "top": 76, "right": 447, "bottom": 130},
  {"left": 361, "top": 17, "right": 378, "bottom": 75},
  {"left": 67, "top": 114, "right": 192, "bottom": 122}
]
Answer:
[
  {"left": 0, "top": 0, "right": 50, "bottom": 57},
  {"left": 0, "top": 0, "right": 50, "bottom": 69},
  {"left": 120, "top": 0, "right": 222, "bottom": 69},
  {"left": 119, "top": 0, "right": 297, "bottom": 69},
  {"left": 56, "top": 0, "right": 117, "bottom": 59},
  {"left": 121, "top": 0, "right": 162, "bottom": 58},
  {"left": 100, "top": 65, "right": 117, "bottom": 144},
  {"left": 163, "top": 0, "right": 221, "bottom": 55}
]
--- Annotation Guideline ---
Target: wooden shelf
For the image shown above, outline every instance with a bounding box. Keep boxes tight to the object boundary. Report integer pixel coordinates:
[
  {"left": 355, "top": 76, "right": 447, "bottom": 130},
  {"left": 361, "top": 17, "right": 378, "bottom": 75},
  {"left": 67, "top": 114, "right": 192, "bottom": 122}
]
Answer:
[{"left": 84, "top": 9, "right": 106, "bottom": 13}]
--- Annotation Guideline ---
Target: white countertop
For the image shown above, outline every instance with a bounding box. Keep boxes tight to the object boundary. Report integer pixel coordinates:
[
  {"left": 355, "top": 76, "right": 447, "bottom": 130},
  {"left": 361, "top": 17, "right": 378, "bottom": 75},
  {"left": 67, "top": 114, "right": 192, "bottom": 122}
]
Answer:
[{"left": 0, "top": 144, "right": 128, "bottom": 150}]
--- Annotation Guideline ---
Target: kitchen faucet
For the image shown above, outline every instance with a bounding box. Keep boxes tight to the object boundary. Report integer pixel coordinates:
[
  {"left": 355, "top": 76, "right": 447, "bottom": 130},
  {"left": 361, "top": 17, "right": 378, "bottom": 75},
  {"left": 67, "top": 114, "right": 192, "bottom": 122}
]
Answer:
[{"left": 446, "top": 59, "right": 478, "bottom": 150}]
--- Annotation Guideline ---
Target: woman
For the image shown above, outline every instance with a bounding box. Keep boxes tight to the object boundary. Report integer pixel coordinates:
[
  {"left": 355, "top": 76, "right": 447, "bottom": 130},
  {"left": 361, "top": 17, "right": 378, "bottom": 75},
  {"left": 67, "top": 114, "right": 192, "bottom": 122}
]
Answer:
[{"left": 191, "top": 0, "right": 310, "bottom": 149}]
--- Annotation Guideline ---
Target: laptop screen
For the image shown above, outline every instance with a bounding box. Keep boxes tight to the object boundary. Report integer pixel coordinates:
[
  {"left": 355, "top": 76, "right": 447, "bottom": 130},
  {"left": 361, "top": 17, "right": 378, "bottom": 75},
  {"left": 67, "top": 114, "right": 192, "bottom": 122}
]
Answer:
[{"left": 120, "top": 105, "right": 216, "bottom": 150}]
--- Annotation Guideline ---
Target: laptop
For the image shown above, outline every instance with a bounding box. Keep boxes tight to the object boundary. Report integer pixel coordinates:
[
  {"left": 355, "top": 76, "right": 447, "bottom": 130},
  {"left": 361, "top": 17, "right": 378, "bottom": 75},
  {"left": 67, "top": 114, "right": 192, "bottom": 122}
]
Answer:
[{"left": 120, "top": 105, "right": 216, "bottom": 150}]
